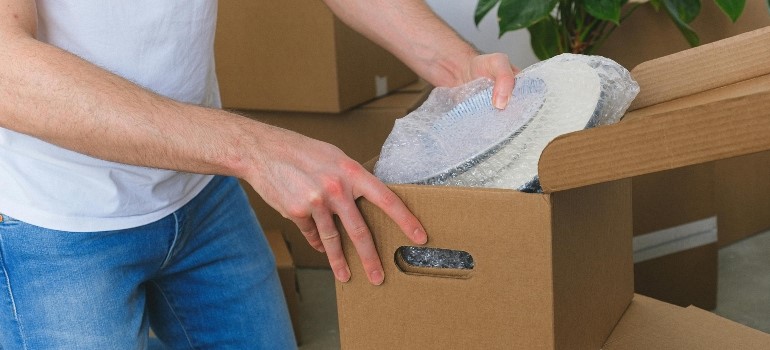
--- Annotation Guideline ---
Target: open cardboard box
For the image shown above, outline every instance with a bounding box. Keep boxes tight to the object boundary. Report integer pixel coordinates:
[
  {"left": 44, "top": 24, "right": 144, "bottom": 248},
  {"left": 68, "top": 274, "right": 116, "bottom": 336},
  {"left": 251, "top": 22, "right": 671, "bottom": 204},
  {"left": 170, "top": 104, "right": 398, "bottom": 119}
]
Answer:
[{"left": 335, "top": 28, "right": 770, "bottom": 349}]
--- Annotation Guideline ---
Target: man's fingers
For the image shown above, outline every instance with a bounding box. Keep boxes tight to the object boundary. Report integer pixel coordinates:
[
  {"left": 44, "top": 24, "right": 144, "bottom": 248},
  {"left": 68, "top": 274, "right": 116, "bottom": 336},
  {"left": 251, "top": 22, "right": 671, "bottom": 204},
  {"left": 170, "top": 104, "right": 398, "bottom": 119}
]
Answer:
[
  {"left": 313, "top": 209, "right": 351, "bottom": 283},
  {"left": 471, "top": 53, "right": 519, "bottom": 109},
  {"left": 334, "top": 199, "right": 385, "bottom": 285},
  {"left": 291, "top": 217, "right": 325, "bottom": 253},
  {"left": 488, "top": 59, "right": 518, "bottom": 109},
  {"left": 355, "top": 172, "right": 427, "bottom": 245}
]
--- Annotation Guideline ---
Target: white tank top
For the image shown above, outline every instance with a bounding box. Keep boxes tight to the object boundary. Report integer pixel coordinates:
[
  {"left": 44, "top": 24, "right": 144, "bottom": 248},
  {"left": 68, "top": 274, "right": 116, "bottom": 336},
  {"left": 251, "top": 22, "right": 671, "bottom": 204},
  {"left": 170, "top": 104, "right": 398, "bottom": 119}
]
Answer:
[{"left": 0, "top": 1, "right": 220, "bottom": 231}]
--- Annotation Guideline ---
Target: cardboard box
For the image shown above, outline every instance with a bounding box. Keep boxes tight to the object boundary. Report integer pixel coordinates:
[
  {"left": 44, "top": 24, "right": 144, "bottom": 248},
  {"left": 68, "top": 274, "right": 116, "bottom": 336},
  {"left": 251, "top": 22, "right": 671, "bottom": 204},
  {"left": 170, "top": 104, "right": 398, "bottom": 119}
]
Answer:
[
  {"left": 716, "top": 151, "right": 770, "bottom": 246},
  {"left": 603, "top": 294, "right": 770, "bottom": 349},
  {"left": 215, "top": 0, "right": 417, "bottom": 113},
  {"left": 600, "top": 0, "right": 770, "bottom": 248},
  {"left": 630, "top": 164, "right": 718, "bottom": 310},
  {"left": 263, "top": 229, "right": 301, "bottom": 344},
  {"left": 239, "top": 86, "right": 431, "bottom": 268},
  {"left": 335, "top": 28, "right": 770, "bottom": 349}
]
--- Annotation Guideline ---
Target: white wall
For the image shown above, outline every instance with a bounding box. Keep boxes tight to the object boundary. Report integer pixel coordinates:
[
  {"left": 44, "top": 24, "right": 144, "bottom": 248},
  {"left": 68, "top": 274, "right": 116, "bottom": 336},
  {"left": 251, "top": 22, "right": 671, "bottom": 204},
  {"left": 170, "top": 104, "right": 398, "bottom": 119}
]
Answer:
[{"left": 424, "top": 0, "right": 539, "bottom": 69}]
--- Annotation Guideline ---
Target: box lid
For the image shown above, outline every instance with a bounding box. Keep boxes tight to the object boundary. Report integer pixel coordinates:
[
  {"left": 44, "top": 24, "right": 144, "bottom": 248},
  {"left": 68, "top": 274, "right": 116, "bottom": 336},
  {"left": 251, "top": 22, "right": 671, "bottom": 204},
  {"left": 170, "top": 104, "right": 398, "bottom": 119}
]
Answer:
[
  {"left": 630, "top": 26, "right": 770, "bottom": 110},
  {"left": 537, "top": 27, "right": 770, "bottom": 193},
  {"left": 602, "top": 294, "right": 770, "bottom": 349}
]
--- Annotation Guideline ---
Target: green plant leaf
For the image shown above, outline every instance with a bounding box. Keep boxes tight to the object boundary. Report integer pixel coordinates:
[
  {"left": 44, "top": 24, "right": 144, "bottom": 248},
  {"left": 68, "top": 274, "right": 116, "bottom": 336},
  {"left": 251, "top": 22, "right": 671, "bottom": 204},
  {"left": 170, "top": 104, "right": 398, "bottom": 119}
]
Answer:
[
  {"left": 498, "top": 0, "right": 559, "bottom": 35},
  {"left": 528, "top": 16, "right": 563, "bottom": 60},
  {"left": 584, "top": 0, "right": 623, "bottom": 23},
  {"left": 663, "top": 0, "right": 701, "bottom": 46},
  {"left": 662, "top": 0, "right": 701, "bottom": 23},
  {"left": 713, "top": 0, "right": 745, "bottom": 22},
  {"left": 475, "top": 0, "right": 501, "bottom": 26},
  {"left": 650, "top": 0, "right": 662, "bottom": 11}
]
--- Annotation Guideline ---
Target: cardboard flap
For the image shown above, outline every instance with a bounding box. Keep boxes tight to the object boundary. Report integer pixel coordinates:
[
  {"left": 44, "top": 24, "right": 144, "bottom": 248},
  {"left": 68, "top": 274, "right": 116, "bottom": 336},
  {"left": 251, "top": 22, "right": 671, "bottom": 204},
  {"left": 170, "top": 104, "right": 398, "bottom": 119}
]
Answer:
[
  {"left": 538, "top": 89, "right": 770, "bottom": 193},
  {"left": 630, "top": 26, "right": 770, "bottom": 110},
  {"left": 603, "top": 294, "right": 770, "bottom": 349}
]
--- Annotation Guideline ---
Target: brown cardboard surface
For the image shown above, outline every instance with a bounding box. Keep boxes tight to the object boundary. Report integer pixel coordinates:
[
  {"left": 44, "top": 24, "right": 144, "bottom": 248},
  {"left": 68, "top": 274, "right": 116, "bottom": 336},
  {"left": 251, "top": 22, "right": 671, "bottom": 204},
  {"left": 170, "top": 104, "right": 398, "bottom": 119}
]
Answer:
[
  {"left": 239, "top": 88, "right": 430, "bottom": 268},
  {"left": 626, "top": 73, "right": 770, "bottom": 120},
  {"left": 397, "top": 79, "right": 430, "bottom": 93},
  {"left": 716, "top": 151, "right": 770, "bottom": 246},
  {"left": 539, "top": 89, "right": 770, "bottom": 193},
  {"left": 337, "top": 181, "right": 632, "bottom": 349},
  {"left": 215, "top": 0, "right": 417, "bottom": 113},
  {"left": 362, "top": 87, "right": 431, "bottom": 110},
  {"left": 552, "top": 181, "right": 634, "bottom": 349},
  {"left": 263, "top": 230, "right": 301, "bottom": 343},
  {"left": 632, "top": 164, "right": 714, "bottom": 235},
  {"left": 627, "top": 26, "right": 770, "bottom": 110},
  {"left": 631, "top": 164, "right": 717, "bottom": 309},
  {"left": 603, "top": 294, "right": 770, "bottom": 349},
  {"left": 634, "top": 243, "right": 718, "bottom": 310}
]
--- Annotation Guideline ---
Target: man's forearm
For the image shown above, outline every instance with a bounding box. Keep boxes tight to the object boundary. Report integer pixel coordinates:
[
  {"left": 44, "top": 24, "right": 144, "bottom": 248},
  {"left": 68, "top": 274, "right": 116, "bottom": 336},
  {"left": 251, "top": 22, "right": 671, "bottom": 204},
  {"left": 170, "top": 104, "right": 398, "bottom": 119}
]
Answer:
[
  {"left": 322, "top": 0, "right": 479, "bottom": 87},
  {"left": 0, "top": 32, "right": 267, "bottom": 180}
]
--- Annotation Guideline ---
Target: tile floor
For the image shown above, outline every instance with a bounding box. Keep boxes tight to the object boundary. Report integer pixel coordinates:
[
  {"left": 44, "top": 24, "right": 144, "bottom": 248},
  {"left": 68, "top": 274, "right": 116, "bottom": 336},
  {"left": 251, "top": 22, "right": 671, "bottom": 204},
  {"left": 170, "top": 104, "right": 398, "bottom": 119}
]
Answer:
[{"left": 296, "top": 230, "right": 770, "bottom": 349}]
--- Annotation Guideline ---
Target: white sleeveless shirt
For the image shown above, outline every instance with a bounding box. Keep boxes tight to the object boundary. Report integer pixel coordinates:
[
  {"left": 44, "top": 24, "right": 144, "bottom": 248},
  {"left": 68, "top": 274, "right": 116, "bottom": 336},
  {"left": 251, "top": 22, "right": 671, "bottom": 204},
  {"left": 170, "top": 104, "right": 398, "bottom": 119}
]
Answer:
[{"left": 0, "top": 1, "right": 220, "bottom": 231}]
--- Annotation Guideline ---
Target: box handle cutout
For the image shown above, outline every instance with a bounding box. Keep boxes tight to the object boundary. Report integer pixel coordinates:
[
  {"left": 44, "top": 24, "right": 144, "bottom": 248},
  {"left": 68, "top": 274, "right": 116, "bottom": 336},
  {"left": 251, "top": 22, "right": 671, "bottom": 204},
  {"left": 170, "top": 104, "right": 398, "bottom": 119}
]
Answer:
[{"left": 394, "top": 246, "right": 474, "bottom": 279}]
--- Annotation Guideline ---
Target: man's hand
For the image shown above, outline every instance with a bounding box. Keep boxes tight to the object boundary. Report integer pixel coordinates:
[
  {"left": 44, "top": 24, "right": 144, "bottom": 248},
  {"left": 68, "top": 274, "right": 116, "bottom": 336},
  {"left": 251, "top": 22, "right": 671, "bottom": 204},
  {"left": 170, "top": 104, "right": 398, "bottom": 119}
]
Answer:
[
  {"left": 464, "top": 53, "right": 521, "bottom": 110},
  {"left": 321, "top": 0, "right": 520, "bottom": 109},
  {"left": 243, "top": 126, "right": 427, "bottom": 285}
]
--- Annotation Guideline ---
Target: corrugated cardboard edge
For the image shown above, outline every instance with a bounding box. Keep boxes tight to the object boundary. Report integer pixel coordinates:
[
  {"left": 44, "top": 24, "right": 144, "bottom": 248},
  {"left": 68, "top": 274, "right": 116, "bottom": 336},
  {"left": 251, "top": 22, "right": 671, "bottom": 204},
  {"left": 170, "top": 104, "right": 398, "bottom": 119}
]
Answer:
[
  {"left": 538, "top": 90, "right": 770, "bottom": 193},
  {"left": 630, "top": 26, "right": 770, "bottom": 110}
]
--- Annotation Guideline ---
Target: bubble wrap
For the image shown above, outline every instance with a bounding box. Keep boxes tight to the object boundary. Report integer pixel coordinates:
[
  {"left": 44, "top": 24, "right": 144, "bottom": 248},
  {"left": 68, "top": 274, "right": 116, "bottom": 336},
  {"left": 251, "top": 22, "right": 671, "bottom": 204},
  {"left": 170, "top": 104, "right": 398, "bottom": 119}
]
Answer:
[
  {"left": 399, "top": 247, "right": 475, "bottom": 270},
  {"left": 374, "top": 54, "right": 640, "bottom": 193}
]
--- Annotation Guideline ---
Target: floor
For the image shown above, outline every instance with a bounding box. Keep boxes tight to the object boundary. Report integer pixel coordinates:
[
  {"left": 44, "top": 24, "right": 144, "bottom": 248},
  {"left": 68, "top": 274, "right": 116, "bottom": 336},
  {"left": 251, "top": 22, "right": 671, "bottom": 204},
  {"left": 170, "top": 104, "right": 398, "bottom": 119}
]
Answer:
[{"left": 295, "top": 230, "right": 770, "bottom": 349}]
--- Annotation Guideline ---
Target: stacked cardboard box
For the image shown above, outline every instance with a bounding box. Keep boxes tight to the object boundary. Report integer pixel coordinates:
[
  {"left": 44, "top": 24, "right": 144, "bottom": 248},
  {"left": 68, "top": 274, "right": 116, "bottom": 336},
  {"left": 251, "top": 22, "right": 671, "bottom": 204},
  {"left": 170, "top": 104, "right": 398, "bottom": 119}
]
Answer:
[
  {"left": 263, "top": 230, "right": 301, "bottom": 344},
  {"left": 237, "top": 82, "right": 431, "bottom": 268},
  {"left": 215, "top": 0, "right": 417, "bottom": 113},
  {"left": 334, "top": 29, "right": 770, "bottom": 349}
]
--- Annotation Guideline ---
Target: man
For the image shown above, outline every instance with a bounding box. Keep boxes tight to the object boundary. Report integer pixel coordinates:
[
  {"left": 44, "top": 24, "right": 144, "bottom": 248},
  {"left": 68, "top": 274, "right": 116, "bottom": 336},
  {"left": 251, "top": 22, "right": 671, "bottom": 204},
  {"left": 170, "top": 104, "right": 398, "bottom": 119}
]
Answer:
[{"left": 0, "top": 0, "right": 518, "bottom": 348}]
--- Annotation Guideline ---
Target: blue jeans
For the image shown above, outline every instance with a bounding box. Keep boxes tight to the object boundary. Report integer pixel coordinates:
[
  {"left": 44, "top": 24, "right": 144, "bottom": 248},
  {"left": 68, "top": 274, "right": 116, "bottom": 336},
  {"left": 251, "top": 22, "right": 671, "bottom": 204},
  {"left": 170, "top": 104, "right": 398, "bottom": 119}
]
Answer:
[{"left": 0, "top": 176, "right": 296, "bottom": 349}]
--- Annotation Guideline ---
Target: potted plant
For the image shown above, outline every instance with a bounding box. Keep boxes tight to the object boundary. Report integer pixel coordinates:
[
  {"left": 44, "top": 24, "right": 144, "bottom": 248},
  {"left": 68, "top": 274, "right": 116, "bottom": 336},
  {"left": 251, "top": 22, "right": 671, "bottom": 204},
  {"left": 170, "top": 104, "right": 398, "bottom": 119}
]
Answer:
[{"left": 475, "top": 0, "right": 759, "bottom": 60}]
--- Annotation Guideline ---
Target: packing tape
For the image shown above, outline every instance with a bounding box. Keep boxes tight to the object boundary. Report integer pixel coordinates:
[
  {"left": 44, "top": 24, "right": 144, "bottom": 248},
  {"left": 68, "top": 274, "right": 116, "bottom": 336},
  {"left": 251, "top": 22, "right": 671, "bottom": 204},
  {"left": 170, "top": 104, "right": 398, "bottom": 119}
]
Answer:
[{"left": 632, "top": 216, "right": 718, "bottom": 263}]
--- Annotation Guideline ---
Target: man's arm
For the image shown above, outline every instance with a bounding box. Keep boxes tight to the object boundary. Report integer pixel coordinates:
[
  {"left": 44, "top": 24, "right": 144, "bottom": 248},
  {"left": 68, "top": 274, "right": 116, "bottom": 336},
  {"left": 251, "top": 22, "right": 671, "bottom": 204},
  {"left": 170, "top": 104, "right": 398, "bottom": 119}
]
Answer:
[
  {"left": 0, "top": 0, "right": 427, "bottom": 285},
  {"left": 322, "top": 0, "right": 519, "bottom": 109}
]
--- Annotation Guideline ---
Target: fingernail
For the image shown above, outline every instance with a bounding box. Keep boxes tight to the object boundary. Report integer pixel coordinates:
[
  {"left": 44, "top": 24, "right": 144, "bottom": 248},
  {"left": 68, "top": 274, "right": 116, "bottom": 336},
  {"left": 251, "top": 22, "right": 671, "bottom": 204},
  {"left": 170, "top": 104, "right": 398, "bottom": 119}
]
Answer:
[
  {"left": 317, "top": 245, "right": 326, "bottom": 253},
  {"left": 494, "top": 94, "right": 508, "bottom": 110},
  {"left": 336, "top": 266, "right": 351, "bottom": 283},
  {"left": 414, "top": 228, "right": 428, "bottom": 245},
  {"left": 369, "top": 269, "right": 384, "bottom": 285}
]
